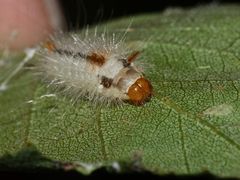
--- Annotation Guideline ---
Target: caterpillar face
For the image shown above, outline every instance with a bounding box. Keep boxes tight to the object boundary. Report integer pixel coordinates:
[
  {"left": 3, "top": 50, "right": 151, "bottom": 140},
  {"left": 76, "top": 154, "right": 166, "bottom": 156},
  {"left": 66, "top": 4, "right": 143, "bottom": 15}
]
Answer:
[
  {"left": 41, "top": 35, "right": 153, "bottom": 106},
  {"left": 111, "top": 65, "right": 153, "bottom": 105},
  {"left": 127, "top": 77, "right": 152, "bottom": 105}
]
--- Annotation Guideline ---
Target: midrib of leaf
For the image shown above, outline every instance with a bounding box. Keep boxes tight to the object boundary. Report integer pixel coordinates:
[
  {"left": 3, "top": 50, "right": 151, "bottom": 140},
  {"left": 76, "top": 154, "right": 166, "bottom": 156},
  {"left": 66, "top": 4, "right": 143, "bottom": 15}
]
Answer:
[{"left": 177, "top": 115, "right": 190, "bottom": 173}]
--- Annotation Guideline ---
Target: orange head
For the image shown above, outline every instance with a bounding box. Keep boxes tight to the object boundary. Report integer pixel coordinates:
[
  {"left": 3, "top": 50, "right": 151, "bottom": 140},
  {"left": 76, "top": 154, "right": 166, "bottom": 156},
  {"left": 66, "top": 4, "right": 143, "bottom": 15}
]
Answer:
[{"left": 127, "top": 77, "right": 153, "bottom": 105}]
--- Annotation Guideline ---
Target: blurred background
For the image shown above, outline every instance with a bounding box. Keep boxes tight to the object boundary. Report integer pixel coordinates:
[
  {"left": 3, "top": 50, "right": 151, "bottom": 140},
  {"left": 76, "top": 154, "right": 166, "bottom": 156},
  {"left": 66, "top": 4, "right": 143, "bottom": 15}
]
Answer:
[{"left": 59, "top": 0, "right": 240, "bottom": 30}]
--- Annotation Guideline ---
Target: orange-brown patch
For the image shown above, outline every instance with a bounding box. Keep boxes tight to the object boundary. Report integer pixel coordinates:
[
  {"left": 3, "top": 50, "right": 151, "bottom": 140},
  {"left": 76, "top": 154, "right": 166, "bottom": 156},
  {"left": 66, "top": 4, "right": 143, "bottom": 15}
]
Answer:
[
  {"left": 43, "top": 40, "right": 56, "bottom": 52},
  {"left": 87, "top": 52, "right": 106, "bottom": 66},
  {"left": 127, "top": 51, "right": 140, "bottom": 63}
]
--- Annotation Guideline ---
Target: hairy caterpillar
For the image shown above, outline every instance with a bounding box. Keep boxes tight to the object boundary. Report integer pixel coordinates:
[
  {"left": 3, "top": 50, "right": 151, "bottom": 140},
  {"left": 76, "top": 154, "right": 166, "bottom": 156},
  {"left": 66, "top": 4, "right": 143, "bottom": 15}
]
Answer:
[{"left": 38, "top": 31, "right": 153, "bottom": 106}]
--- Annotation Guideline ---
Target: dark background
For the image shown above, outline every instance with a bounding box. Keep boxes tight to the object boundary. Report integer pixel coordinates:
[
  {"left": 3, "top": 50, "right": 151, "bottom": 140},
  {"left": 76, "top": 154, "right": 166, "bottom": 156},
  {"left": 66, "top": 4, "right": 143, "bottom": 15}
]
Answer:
[
  {"left": 2, "top": 0, "right": 240, "bottom": 179},
  {"left": 59, "top": 0, "right": 240, "bottom": 30}
]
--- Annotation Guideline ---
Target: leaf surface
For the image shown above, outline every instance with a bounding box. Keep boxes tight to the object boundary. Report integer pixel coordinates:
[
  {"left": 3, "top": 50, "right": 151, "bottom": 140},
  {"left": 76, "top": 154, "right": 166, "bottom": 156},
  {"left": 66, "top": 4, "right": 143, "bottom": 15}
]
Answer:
[{"left": 1, "top": 5, "right": 240, "bottom": 177}]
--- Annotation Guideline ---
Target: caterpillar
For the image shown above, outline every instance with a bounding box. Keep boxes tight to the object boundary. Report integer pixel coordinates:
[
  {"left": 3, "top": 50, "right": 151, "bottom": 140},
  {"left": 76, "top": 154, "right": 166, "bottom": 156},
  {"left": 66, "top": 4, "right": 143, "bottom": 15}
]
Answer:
[{"left": 38, "top": 31, "right": 153, "bottom": 106}]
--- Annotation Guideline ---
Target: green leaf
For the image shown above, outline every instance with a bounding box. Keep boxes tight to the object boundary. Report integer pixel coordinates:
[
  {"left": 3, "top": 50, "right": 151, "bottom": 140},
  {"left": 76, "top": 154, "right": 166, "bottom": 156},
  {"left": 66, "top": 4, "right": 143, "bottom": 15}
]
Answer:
[{"left": 1, "top": 4, "right": 240, "bottom": 177}]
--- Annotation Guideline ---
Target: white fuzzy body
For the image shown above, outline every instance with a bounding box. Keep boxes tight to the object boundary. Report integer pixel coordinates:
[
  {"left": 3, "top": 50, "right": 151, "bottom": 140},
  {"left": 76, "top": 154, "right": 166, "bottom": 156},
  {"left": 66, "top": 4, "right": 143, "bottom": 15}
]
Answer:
[{"left": 38, "top": 32, "right": 143, "bottom": 104}]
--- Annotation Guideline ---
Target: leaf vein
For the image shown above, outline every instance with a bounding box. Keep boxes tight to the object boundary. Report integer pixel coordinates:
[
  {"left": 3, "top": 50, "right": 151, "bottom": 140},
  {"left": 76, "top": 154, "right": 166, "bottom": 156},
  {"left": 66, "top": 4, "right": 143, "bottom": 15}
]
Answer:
[
  {"left": 159, "top": 96, "right": 240, "bottom": 152},
  {"left": 96, "top": 108, "right": 108, "bottom": 161},
  {"left": 177, "top": 115, "right": 190, "bottom": 173}
]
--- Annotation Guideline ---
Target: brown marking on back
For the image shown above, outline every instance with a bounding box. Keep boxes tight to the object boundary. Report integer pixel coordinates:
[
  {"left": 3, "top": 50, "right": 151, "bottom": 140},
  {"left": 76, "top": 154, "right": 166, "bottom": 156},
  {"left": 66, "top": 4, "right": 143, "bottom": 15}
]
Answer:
[
  {"left": 43, "top": 40, "right": 56, "bottom": 52},
  {"left": 101, "top": 76, "right": 113, "bottom": 88},
  {"left": 127, "top": 51, "right": 140, "bottom": 63},
  {"left": 87, "top": 52, "right": 106, "bottom": 66}
]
